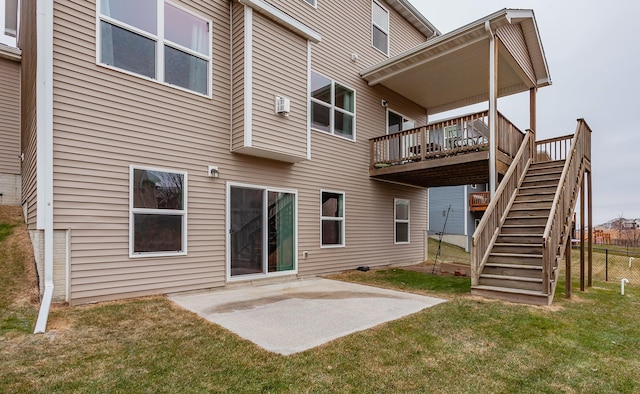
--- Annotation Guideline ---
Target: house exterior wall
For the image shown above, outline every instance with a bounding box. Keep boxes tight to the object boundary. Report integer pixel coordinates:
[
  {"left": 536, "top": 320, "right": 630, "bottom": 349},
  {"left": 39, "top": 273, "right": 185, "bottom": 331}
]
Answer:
[
  {"left": 44, "top": 0, "right": 431, "bottom": 305},
  {"left": 428, "top": 184, "right": 488, "bottom": 251},
  {"left": 0, "top": 46, "right": 21, "bottom": 207},
  {"left": 428, "top": 185, "right": 466, "bottom": 250},
  {"left": 19, "top": 0, "right": 38, "bottom": 227}
]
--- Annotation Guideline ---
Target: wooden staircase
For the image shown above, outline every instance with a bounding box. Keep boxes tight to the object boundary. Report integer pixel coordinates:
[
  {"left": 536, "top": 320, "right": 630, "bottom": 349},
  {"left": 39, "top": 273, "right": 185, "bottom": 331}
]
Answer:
[
  {"left": 471, "top": 119, "right": 592, "bottom": 306},
  {"left": 472, "top": 161, "right": 564, "bottom": 305}
]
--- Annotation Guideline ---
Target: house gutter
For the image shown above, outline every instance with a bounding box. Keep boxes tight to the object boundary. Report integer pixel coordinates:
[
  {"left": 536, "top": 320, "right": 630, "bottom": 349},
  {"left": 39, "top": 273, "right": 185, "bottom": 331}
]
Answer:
[{"left": 34, "top": 0, "right": 55, "bottom": 334}]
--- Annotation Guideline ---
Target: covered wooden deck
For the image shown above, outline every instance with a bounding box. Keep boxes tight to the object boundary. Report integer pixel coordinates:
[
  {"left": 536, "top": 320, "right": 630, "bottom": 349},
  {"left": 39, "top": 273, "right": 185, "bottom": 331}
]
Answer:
[{"left": 369, "top": 111, "right": 524, "bottom": 188}]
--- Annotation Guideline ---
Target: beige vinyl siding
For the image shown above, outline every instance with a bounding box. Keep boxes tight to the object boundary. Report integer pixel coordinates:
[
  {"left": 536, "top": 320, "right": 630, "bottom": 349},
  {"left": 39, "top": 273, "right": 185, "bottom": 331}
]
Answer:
[
  {"left": 19, "top": 0, "right": 38, "bottom": 227},
  {"left": 53, "top": 0, "right": 232, "bottom": 304},
  {"left": 52, "top": 0, "right": 429, "bottom": 305},
  {"left": 0, "top": 58, "right": 21, "bottom": 176},
  {"left": 266, "top": 0, "right": 427, "bottom": 65},
  {"left": 231, "top": 2, "right": 245, "bottom": 151},
  {"left": 249, "top": 12, "right": 308, "bottom": 159},
  {"left": 496, "top": 24, "right": 536, "bottom": 85}
]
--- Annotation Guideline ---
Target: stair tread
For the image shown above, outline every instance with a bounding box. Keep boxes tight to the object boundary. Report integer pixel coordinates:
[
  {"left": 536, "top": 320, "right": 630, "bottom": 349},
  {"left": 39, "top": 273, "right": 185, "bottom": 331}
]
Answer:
[
  {"left": 502, "top": 224, "right": 545, "bottom": 228},
  {"left": 480, "top": 274, "right": 543, "bottom": 283},
  {"left": 490, "top": 252, "right": 543, "bottom": 258},
  {"left": 494, "top": 243, "right": 543, "bottom": 247},
  {"left": 485, "top": 262, "right": 543, "bottom": 270},
  {"left": 471, "top": 285, "right": 547, "bottom": 296}
]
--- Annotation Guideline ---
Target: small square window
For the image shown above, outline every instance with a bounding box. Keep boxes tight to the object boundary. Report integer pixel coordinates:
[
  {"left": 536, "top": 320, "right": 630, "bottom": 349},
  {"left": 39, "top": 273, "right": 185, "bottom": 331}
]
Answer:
[
  {"left": 310, "top": 71, "right": 356, "bottom": 141},
  {"left": 130, "top": 167, "right": 187, "bottom": 256}
]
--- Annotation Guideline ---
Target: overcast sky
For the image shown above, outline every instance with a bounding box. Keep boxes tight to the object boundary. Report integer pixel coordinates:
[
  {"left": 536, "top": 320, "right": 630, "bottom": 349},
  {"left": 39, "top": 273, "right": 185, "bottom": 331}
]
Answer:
[{"left": 410, "top": 0, "right": 638, "bottom": 225}]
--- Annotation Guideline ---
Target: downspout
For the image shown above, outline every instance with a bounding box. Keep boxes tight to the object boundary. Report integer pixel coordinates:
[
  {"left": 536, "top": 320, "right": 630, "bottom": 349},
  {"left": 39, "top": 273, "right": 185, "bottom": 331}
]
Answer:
[
  {"left": 34, "top": 0, "right": 54, "bottom": 334},
  {"left": 485, "top": 21, "right": 497, "bottom": 198}
]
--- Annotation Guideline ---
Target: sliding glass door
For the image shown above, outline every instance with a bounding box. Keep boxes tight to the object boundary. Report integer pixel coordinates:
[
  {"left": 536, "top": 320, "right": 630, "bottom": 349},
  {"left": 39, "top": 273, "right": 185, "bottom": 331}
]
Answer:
[{"left": 229, "top": 185, "right": 296, "bottom": 278}]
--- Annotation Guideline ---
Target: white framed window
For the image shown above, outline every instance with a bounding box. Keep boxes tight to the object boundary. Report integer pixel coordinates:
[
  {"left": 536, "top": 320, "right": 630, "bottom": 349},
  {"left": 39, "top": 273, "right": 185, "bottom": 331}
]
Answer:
[
  {"left": 372, "top": 0, "right": 389, "bottom": 55},
  {"left": 394, "top": 198, "right": 409, "bottom": 244},
  {"left": 303, "top": 0, "right": 317, "bottom": 7},
  {"left": 321, "top": 190, "right": 345, "bottom": 247},
  {"left": 130, "top": 166, "right": 187, "bottom": 257},
  {"left": 0, "top": 0, "right": 18, "bottom": 47},
  {"left": 97, "top": 0, "right": 212, "bottom": 96},
  {"left": 227, "top": 183, "right": 297, "bottom": 280},
  {"left": 310, "top": 71, "right": 356, "bottom": 141}
]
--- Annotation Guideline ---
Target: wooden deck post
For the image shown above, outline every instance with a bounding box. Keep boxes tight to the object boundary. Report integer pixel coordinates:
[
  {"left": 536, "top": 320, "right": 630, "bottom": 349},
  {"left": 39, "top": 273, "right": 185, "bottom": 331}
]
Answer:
[
  {"left": 565, "top": 234, "right": 572, "bottom": 298},
  {"left": 580, "top": 174, "right": 585, "bottom": 292},
  {"left": 487, "top": 22, "right": 498, "bottom": 198},
  {"left": 587, "top": 170, "right": 593, "bottom": 287},
  {"left": 529, "top": 88, "right": 536, "bottom": 160}
]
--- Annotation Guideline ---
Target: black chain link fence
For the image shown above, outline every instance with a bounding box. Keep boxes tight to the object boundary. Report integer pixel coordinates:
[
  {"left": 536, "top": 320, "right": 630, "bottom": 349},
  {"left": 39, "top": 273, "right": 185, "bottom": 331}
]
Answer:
[{"left": 568, "top": 246, "right": 640, "bottom": 286}]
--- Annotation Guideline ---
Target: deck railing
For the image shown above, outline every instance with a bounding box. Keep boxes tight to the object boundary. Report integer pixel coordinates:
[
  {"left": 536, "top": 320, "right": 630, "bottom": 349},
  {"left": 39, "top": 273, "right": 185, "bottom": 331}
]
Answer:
[
  {"left": 369, "top": 111, "right": 524, "bottom": 168},
  {"left": 540, "top": 119, "right": 592, "bottom": 294},
  {"left": 469, "top": 191, "right": 490, "bottom": 211},
  {"left": 471, "top": 130, "right": 534, "bottom": 286}
]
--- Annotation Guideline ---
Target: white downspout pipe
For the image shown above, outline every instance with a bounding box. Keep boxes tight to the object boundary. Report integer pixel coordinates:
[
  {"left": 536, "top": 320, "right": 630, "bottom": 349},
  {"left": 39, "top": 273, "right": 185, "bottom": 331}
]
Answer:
[
  {"left": 485, "top": 21, "right": 497, "bottom": 198},
  {"left": 621, "top": 278, "right": 629, "bottom": 296},
  {"left": 34, "top": 0, "right": 55, "bottom": 334}
]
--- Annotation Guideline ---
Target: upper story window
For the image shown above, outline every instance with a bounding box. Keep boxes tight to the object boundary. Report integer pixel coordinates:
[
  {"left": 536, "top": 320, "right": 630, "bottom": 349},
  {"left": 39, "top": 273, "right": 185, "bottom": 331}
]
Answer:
[
  {"left": 310, "top": 71, "right": 356, "bottom": 141},
  {"left": 372, "top": 0, "right": 389, "bottom": 55},
  {"left": 303, "top": 0, "right": 317, "bottom": 7},
  {"left": 0, "top": 0, "right": 18, "bottom": 47},
  {"left": 98, "top": 0, "right": 211, "bottom": 96}
]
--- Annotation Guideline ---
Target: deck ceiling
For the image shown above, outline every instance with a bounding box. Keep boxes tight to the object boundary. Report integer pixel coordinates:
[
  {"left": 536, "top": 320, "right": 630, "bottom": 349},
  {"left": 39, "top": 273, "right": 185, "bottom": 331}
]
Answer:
[{"left": 361, "top": 9, "right": 551, "bottom": 115}]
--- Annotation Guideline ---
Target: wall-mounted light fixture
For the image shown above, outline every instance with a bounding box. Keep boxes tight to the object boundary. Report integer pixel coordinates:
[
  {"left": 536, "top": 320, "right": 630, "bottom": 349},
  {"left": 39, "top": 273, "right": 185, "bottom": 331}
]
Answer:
[{"left": 208, "top": 165, "right": 220, "bottom": 178}]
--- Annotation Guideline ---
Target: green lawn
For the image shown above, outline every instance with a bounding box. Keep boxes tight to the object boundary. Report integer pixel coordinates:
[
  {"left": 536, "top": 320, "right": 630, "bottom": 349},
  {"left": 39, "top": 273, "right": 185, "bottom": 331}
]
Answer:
[{"left": 2, "top": 207, "right": 640, "bottom": 393}]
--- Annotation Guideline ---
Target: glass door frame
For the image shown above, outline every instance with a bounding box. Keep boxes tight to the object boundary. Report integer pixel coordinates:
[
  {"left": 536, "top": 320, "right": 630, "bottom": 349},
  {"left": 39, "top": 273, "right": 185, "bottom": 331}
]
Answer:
[{"left": 226, "top": 182, "right": 298, "bottom": 282}]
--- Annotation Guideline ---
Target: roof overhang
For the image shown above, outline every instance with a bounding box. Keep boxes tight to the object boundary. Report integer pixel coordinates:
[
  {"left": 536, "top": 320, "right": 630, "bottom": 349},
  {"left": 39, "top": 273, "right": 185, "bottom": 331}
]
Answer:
[
  {"left": 361, "top": 9, "right": 551, "bottom": 115},
  {"left": 387, "top": 0, "right": 441, "bottom": 39}
]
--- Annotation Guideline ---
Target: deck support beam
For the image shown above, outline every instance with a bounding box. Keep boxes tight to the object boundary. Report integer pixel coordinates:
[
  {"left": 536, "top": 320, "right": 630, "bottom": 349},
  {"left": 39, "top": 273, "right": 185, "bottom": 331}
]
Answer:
[
  {"left": 530, "top": 87, "right": 537, "bottom": 160},
  {"left": 587, "top": 170, "right": 593, "bottom": 287},
  {"left": 487, "top": 23, "right": 498, "bottom": 198}
]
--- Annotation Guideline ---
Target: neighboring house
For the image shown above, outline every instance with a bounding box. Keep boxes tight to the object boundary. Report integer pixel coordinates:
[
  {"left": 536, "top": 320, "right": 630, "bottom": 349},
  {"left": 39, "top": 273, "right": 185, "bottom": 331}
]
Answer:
[
  {"left": 11, "top": 0, "right": 562, "bottom": 326},
  {"left": 428, "top": 183, "right": 488, "bottom": 252},
  {"left": 0, "top": 0, "right": 21, "bottom": 206}
]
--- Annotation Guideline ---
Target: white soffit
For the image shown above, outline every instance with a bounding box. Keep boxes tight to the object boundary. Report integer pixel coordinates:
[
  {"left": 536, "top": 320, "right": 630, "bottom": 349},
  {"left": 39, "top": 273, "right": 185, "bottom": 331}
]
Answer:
[
  {"left": 360, "top": 9, "right": 551, "bottom": 113},
  {"left": 238, "top": 0, "right": 321, "bottom": 43}
]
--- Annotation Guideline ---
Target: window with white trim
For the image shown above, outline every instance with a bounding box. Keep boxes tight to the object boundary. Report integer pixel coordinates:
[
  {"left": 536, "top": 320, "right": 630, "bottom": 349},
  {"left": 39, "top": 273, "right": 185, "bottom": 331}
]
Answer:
[
  {"left": 395, "top": 199, "right": 409, "bottom": 244},
  {"left": 303, "top": 0, "right": 317, "bottom": 7},
  {"left": 311, "top": 71, "right": 356, "bottom": 141},
  {"left": 0, "top": 0, "right": 18, "bottom": 47},
  {"left": 372, "top": 0, "right": 389, "bottom": 55},
  {"left": 130, "top": 166, "right": 187, "bottom": 256},
  {"left": 98, "top": 0, "right": 211, "bottom": 95},
  {"left": 321, "top": 191, "right": 345, "bottom": 247}
]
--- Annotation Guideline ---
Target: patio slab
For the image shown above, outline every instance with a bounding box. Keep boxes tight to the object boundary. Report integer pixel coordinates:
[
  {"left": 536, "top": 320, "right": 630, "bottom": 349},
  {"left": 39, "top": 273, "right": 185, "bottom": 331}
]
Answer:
[{"left": 168, "top": 278, "right": 446, "bottom": 355}]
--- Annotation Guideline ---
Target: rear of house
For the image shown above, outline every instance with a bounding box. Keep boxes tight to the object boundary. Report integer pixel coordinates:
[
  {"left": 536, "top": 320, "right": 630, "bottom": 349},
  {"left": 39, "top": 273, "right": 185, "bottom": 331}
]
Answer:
[{"left": 19, "top": 0, "right": 437, "bottom": 307}]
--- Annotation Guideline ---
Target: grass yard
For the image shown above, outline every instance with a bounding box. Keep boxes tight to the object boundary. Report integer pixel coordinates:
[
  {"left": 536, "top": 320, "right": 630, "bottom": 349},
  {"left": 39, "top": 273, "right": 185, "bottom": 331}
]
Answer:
[{"left": 2, "top": 206, "right": 640, "bottom": 393}]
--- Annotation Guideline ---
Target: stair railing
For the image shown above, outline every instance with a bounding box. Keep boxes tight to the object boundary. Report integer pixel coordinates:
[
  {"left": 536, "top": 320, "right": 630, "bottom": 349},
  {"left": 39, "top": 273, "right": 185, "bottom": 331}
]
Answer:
[
  {"left": 540, "top": 119, "right": 592, "bottom": 294},
  {"left": 471, "top": 130, "right": 535, "bottom": 286}
]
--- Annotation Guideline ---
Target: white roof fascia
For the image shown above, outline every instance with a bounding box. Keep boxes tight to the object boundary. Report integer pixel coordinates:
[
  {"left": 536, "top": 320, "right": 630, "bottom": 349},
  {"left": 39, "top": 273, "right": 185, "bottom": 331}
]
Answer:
[
  {"left": 237, "top": 0, "right": 321, "bottom": 43},
  {"left": 391, "top": 0, "right": 441, "bottom": 38}
]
